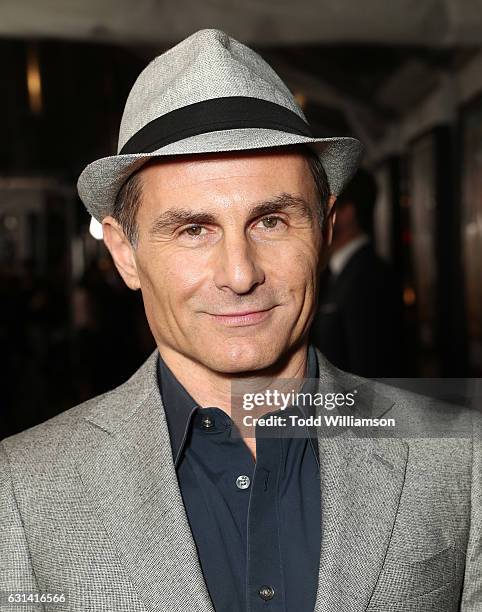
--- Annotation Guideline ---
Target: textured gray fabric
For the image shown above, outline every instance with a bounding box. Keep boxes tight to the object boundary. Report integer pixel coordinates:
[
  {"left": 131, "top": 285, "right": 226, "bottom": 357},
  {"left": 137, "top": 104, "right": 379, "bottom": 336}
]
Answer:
[
  {"left": 76, "top": 28, "right": 364, "bottom": 222},
  {"left": 1, "top": 347, "right": 481, "bottom": 612}
]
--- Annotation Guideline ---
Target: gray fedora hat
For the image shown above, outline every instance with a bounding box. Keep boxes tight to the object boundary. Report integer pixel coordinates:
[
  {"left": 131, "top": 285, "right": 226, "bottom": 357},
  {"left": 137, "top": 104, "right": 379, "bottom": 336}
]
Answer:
[{"left": 77, "top": 28, "right": 364, "bottom": 223}]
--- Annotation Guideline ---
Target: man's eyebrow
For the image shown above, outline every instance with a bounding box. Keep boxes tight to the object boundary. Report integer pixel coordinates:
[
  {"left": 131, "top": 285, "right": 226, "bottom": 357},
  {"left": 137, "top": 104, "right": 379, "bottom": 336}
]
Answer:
[
  {"left": 148, "top": 192, "right": 315, "bottom": 236},
  {"left": 149, "top": 210, "right": 217, "bottom": 236},
  {"left": 249, "top": 193, "right": 315, "bottom": 222}
]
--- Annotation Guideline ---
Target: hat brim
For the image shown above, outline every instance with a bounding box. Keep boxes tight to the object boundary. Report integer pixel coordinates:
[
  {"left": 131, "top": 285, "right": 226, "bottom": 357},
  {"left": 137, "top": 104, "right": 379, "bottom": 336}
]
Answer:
[{"left": 77, "top": 128, "right": 364, "bottom": 223}]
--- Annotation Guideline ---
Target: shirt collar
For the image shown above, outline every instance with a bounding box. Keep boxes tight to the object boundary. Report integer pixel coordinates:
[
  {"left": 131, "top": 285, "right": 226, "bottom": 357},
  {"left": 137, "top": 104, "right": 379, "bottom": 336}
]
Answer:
[
  {"left": 329, "top": 234, "right": 370, "bottom": 276},
  {"left": 157, "top": 344, "right": 319, "bottom": 466}
]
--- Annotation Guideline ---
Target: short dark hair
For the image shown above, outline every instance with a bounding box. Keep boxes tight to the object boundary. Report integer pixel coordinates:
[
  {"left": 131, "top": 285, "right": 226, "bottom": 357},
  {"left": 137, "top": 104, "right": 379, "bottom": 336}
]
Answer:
[
  {"left": 336, "top": 168, "right": 378, "bottom": 235},
  {"left": 112, "top": 144, "right": 331, "bottom": 248}
]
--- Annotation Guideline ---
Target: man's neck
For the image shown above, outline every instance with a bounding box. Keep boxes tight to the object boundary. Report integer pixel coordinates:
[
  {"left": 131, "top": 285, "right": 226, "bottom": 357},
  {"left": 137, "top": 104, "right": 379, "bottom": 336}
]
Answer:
[{"left": 156, "top": 343, "right": 310, "bottom": 416}]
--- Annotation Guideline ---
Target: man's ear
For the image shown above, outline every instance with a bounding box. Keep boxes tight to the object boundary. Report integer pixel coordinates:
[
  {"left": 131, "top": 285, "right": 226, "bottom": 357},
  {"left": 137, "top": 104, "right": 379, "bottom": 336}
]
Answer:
[
  {"left": 323, "top": 194, "right": 337, "bottom": 248},
  {"left": 101, "top": 216, "right": 141, "bottom": 290}
]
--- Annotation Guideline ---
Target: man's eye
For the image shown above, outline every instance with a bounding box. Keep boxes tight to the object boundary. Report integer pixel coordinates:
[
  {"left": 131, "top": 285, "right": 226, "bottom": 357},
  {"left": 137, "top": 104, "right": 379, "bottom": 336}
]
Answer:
[
  {"left": 257, "top": 216, "right": 284, "bottom": 229},
  {"left": 182, "top": 225, "right": 206, "bottom": 237}
]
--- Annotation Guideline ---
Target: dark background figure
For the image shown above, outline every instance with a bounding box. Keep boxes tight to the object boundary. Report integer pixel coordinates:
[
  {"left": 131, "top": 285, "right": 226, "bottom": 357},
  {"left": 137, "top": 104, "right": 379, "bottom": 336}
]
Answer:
[{"left": 310, "top": 168, "right": 405, "bottom": 378}]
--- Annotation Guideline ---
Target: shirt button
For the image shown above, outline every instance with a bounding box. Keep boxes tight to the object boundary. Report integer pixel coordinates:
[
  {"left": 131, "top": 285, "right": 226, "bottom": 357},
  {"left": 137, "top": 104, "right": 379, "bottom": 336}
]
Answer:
[
  {"left": 235, "top": 475, "right": 251, "bottom": 490},
  {"left": 201, "top": 416, "right": 214, "bottom": 429},
  {"left": 258, "top": 585, "right": 275, "bottom": 600}
]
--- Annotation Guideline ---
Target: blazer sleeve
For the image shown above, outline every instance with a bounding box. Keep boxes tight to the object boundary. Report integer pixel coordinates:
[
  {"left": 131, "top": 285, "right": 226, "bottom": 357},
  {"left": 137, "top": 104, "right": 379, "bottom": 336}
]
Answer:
[
  {"left": 460, "top": 411, "right": 482, "bottom": 610},
  {"left": 0, "top": 441, "right": 45, "bottom": 611}
]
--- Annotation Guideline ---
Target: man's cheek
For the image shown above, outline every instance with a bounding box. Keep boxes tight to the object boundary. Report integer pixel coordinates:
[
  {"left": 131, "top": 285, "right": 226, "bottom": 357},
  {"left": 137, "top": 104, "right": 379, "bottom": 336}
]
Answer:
[{"left": 282, "top": 249, "right": 317, "bottom": 284}]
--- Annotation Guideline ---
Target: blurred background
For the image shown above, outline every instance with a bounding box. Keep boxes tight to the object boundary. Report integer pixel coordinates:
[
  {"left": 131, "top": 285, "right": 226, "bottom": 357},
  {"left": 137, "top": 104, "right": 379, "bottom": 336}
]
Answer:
[{"left": 1, "top": 0, "right": 482, "bottom": 438}]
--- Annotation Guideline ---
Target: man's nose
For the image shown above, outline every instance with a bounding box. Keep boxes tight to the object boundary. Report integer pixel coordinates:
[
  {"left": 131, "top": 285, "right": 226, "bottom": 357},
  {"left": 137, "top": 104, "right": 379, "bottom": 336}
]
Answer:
[{"left": 212, "top": 232, "right": 265, "bottom": 294}]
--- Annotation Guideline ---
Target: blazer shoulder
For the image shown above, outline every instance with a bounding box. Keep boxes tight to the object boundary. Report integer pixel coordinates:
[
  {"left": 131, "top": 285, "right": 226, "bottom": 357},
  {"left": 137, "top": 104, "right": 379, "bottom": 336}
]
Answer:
[
  {"left": 369, "top": 378, "right": 480, "bottom": 450},
  {"left": 320, "top": 351, "right": 479, "bottom": 434},
  {"left": 1, "top": 348, "right": 160, "bottom": 465},
  {"left": 0, "top": 387, "right": 116, "bottom": 464}
]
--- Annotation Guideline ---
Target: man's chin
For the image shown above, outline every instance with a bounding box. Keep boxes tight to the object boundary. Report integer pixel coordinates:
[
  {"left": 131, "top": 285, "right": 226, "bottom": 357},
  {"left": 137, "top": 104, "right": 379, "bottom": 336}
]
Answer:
[{"left": 197, "top": 339, "right": 285, "bottom": 375}]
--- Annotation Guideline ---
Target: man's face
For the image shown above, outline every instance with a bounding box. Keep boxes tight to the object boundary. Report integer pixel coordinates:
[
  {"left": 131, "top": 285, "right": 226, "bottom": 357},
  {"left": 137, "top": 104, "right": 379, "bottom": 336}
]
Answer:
[{"left": 107, "top": 148, "right": 334, "bottom": 374}]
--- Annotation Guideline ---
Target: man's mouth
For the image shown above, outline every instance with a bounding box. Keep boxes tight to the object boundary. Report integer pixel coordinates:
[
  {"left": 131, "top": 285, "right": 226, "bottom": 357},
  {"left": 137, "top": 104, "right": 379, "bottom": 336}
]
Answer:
[{"left": 207, "top": 307, "right": 276, "bottom": 327}]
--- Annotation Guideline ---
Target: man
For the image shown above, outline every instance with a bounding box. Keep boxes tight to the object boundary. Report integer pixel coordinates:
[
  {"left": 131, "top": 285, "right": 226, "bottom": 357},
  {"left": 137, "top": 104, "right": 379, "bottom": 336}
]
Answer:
[
  {"left": 1, "top": 28, "right": 480, "bottom": 612},
  {"left": 310, "top": 168, "right": 404, "bottom": 377}
]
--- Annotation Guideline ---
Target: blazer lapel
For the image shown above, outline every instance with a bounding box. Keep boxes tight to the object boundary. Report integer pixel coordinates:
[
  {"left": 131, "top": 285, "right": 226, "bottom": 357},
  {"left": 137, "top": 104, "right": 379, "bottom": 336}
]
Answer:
[
  {"left": 313, "top": 348, "right": 409, "bottom": 612},
  {"left": 74, "top": 349, "right": 215, "bottom": 612}
]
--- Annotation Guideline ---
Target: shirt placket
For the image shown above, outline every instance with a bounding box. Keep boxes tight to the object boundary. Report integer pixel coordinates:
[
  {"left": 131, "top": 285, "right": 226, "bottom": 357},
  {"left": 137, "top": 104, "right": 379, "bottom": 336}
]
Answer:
[{"left": 246, "top": 426, "right": 285, "bottom": 612}]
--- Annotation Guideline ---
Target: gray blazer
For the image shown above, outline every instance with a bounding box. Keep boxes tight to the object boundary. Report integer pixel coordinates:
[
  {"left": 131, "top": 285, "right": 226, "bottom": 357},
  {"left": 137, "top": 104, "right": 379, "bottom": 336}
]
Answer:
[{"left": 1, "top": 347, "right": 481, "bottom": 612}]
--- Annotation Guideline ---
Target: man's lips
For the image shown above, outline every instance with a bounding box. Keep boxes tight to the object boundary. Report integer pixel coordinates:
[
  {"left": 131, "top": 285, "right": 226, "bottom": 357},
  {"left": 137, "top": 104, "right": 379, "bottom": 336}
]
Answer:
[{"left": 207, "top": 307, "right": 276, "bottom": 327}]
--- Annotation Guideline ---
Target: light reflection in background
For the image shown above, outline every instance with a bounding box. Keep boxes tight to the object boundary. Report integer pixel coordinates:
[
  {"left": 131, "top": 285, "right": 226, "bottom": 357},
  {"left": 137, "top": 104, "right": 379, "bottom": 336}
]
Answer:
[{"left": 26, "top": 43, "right": 42, "bottom": 115}]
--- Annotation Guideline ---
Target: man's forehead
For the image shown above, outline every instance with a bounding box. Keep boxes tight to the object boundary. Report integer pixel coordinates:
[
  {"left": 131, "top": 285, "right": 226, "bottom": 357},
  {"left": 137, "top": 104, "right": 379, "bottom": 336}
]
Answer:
[
  {"left": 132, "top": 152, "right": 317, "bottom": 232},
  {"left": 138, "top": 148, "right": 310, "bottom": 198}
]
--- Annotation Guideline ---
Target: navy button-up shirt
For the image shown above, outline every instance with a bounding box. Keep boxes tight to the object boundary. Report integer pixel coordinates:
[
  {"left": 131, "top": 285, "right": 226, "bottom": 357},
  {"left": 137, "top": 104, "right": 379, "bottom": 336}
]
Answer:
[{"left": 157, "top": 344, "right": 321, "bottom": 612}]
